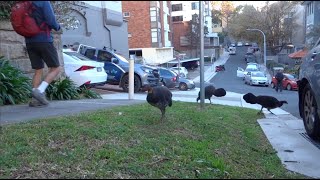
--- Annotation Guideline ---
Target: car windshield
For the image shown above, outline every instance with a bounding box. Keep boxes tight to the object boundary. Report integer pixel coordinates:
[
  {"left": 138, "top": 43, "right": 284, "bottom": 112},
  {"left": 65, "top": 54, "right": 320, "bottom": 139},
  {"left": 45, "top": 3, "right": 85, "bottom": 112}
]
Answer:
[
  {"left": 113, "top": 53, "right": 129, "bottom": 63},
  {"left": 252, "top": 72, "right": 265, "bottom": 77},
  {"left": 285, "top": 74, "right": 295, "bottom": 80},
  {"left": 246, "top": 68, "right": 258, "bottom": 72},
  {"left": 64, "top": 52, "right": 93, "bottom": 61}
]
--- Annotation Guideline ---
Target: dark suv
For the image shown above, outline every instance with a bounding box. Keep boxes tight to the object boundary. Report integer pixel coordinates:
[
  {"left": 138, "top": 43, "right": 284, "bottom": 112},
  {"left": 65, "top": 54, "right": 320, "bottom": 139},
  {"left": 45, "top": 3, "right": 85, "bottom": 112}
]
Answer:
[{"left": 297, "top": 40, "right": 320, "bottom": 140}]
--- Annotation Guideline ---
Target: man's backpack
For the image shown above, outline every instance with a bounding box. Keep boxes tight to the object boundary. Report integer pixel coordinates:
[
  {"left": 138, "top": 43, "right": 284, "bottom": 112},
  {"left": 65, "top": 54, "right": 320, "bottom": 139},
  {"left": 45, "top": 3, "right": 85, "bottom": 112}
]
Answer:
[{"left": 10, "top": 1, "right": 49, "bottom": 37}]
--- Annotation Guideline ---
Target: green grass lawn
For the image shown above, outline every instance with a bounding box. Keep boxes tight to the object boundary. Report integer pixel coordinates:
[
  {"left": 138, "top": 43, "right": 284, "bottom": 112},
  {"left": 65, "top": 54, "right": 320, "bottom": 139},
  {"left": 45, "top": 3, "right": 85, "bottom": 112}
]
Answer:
[{"left": 0, "top": 101, "right": 308, "bottom": 179}]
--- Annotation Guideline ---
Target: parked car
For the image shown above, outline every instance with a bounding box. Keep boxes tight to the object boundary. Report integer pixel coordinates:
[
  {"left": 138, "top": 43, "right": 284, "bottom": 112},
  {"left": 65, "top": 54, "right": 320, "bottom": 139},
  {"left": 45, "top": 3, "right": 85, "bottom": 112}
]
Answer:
[
  {"left": 177, "top": 76, "right": 196, "bottom": 91},
  {"left": 244, "top": 71, "right": 268, "bottom": 86},
  {"left": 237, "top": 42, "right": 243, "bottom": 47},
  {"left": 158, "top": 67, "right": 179, "bottom": 89},
  {"left": 181, "top": 60, "right": 199, "bottom": 70},
  {"left": 251, "top": 42, "right": 260, "bottom": 52},
  {"left": 270, "top": 73, "right": 298, "bottom": 91},
  {"left": 63, "top": 49, "right": 107, "bottom": 87},
  {"left": 76, "top": 44, "right": 159, "bottom": 92},
  {"left": 297, "top": 39, "right": 320, "bottom": 140},
  {"left": 170, "top": 66, "right": 188, "bottom": 78},
  {"left": 230, "top": 43, "right": 236, "bottom": 47},
  {"left": 245, "top": 42, "right": 250, "bottom": 46},
  {"left": 237, "top": 63, "right": 260, "bottom": 80}
]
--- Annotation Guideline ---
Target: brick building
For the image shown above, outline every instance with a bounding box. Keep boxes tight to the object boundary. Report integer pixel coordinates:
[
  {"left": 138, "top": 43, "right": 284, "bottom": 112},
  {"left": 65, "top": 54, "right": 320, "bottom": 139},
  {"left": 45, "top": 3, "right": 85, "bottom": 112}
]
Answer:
[
  {"left": 171, "top": 1, "right": 220, "bottom": 58},
  {"left": 122, "top": 1, "right": 174, "bottom": 65}
]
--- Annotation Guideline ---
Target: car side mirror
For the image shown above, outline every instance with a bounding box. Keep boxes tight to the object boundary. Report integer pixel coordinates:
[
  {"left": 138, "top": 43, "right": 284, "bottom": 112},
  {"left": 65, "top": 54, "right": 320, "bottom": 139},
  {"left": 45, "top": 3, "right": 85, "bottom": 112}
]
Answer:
[{"left": 111, "top": 57, "right": 119, "bottom": 64}]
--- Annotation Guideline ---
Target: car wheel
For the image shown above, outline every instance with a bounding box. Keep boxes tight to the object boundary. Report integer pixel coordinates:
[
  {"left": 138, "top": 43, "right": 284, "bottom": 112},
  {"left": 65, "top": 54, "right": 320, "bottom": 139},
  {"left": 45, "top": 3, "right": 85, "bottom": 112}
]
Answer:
[
  {"left": 286, "top": 84, "right": 292, "bottom": 91},
  {"left": 270, "top": 82, "right": 275, "bottom": 89},
  {"left": 179, "top": 83, "right": 188, "bottom": 91},
  {"left": 121, "top": 74, "right": 141, "bottom": 93},
  {"left": 301, "top": 83, "right": 320, "bottom": 140}
]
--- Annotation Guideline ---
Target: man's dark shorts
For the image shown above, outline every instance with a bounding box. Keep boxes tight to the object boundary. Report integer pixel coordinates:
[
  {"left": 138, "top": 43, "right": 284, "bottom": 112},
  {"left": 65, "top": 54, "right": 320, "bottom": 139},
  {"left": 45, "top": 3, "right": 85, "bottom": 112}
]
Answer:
[{"left": 26, "top": 42, "right": 60, "bottom": 69}]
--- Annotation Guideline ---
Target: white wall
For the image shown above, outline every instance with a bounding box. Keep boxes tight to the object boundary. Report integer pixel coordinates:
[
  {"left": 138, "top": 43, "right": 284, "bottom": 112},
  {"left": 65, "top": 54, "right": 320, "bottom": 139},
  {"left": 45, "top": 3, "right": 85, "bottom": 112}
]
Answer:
[
  {"left": 171, "top": 1, "right": 212, "bottom": 33},
  {"left": 82, "top": 1, "right": 122, "bottom": 12}
]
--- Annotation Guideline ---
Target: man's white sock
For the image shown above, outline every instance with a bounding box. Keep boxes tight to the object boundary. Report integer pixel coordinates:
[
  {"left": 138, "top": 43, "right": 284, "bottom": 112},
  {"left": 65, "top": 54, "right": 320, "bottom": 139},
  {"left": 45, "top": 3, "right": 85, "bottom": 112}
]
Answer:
[{"left": 37, "top": 81, "right": 49, "bottom": 93}]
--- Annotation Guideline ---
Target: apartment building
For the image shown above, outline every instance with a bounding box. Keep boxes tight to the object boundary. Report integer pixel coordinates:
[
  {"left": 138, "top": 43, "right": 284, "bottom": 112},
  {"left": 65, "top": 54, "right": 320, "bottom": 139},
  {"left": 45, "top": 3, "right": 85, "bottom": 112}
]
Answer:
[
  {"left": 171, "top": 1, "right": 219, "bottom": 58},
  {"left": 302, "top": 1, "right": 320, "bottom": 47},
  {"left": 122, "top": 1, "right": 174, "bottom": 65},
  {"left": 61, "top": 1, "right": 129, "bottom": 58}
]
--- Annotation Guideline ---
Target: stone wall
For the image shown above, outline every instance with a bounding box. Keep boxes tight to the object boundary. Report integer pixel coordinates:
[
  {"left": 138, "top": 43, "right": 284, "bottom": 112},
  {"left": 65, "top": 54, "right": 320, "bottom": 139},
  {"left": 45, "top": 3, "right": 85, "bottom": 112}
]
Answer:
[{"left": 0, "top": 20, "right": 65, "bottom": 79}]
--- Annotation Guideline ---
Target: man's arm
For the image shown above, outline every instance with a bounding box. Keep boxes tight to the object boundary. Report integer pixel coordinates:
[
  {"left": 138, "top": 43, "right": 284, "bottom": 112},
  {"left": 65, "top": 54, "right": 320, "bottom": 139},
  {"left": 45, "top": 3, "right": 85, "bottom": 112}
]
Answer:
[{"left": 42, "top": 1, "right": 60, "bottom": 31}]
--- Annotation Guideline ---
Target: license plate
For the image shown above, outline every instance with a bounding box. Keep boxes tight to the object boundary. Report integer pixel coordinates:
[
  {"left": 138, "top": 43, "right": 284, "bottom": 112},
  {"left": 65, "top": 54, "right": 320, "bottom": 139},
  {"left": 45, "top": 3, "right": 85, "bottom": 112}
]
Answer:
[{"left": 97, "top": 67, "right": 102, "bottom": 72}]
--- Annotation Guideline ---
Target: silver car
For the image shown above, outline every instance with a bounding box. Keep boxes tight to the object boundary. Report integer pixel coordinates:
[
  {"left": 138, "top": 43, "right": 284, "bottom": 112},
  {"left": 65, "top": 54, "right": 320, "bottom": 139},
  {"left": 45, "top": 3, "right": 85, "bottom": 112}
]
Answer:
[
  {"left": 177, "top": 77, "right": 195, "bottom": 91},
  {"left": 244, "top": 71, "right": 268, "bottom": 87},
  {"left": 298, "top": 39, "right": 320, "bottom": 140}
]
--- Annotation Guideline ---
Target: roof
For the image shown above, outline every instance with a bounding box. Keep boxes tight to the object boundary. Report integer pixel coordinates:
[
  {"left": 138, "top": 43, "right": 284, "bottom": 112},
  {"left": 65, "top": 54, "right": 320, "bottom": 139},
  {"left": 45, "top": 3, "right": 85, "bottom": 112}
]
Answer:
[
  {"left": 166, "top": 58, "right": 200, "bottom": 64},
  {"left": 288, "top": 49, "right": 308, "bottom": 59}
]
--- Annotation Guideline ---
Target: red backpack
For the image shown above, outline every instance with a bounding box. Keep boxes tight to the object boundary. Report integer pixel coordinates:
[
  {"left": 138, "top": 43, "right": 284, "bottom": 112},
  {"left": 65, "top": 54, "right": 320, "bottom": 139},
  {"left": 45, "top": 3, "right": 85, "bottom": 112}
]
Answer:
[{"left": 10, "top": 1, "right": 49, "bottom": 37}]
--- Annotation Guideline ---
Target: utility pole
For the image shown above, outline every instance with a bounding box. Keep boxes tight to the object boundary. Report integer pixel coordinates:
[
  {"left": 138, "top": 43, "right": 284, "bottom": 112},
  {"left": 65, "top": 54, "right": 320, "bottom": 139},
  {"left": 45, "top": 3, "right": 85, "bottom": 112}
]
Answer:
[{"left": 199, "top": 1, "right": 205, "bottom": 109}]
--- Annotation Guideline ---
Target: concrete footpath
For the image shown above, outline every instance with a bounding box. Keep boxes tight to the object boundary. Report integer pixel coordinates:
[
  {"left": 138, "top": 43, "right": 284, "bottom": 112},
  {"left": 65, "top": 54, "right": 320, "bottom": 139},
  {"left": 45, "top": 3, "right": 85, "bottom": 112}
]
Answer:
[{"left": 0, "top": 50, "right": 319, "bottom": 178}]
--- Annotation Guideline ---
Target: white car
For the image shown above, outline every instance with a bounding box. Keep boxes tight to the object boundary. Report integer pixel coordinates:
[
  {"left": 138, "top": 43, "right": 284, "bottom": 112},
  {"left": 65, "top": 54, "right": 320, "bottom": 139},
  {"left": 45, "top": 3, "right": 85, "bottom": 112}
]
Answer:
[
  {"left": 237, "top": 64, "right": 260, "bottom": 80},
  {"left": 63, "top": 49, "right": 108, "bottom": 87},
  {"left": 228, "top": 47, "right": 236, "bottom": 55},
  {"left": 237, "top": 42, "right": 243, "bottom": 47},
  {"left": 170, "top": 66, "right": 188, "bottom": 77},
  {"left": 244, "top": 71, "right": 268, "bottom": 86}
]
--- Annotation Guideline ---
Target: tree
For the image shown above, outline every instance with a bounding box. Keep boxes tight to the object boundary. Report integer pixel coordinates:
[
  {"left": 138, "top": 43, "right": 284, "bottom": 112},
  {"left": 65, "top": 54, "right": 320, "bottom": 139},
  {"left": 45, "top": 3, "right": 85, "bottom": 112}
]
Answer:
[
  {"left": 227, "top": 1, "right": 300, "bottom": 55},
  {"left": 0, "top": 1, "right": 84, "bottom": 30},
  {"left": 186, "top": 14, "right": 208, "bottom": 57},
  {"left": 211, "top": 9, "right": 222, "bottom": 25},
  {"left": 261, "top": 1, "right": 300, "bottom": 54}
]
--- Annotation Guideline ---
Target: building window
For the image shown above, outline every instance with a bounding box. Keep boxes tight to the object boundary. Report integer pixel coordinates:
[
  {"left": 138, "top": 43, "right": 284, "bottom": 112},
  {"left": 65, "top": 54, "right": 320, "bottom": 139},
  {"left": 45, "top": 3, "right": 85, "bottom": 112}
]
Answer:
[
  {"left": 192, "top": 2, "right": 199, "bottom": 10},
  {"left": 150, "top": 8, "right": 157, "bottom": 22},
  {"left": 128, "top": 33, "right": 132, "bottom": 38},
  {"left": 172, "top": 4, "right": 182, "bottom": 11},
  {"left": 151, "top": 29, "right": 157, "bottom": 42},
  {"left": 123, "top": 12, "right": 130, "bottom": 17},
  {"left": 172, "top": 16, "right": 183, "bottom": 22}
]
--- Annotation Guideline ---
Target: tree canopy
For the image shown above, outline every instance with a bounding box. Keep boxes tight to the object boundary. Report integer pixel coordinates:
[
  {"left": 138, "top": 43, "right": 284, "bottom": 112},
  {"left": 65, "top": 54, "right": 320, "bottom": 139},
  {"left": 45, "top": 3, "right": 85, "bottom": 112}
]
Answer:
[{"left": 226, "top": 1, "right": 302, "bottom": 54}]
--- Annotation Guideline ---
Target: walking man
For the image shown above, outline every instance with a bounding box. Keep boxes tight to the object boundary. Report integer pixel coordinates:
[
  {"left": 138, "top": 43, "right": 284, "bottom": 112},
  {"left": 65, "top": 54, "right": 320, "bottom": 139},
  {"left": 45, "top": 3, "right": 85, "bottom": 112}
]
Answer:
[
  {"left": 275, "top": 69, "right": 284, "bottom": 93},
  {"left": 25, "top": 1, "right": 61, "bottom": 107}
]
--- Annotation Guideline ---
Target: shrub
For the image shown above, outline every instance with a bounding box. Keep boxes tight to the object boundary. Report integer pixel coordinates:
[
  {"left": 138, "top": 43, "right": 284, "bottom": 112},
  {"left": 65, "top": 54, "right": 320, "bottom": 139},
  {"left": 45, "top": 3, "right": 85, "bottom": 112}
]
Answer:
[
  {"left": 45, "top": 77, "right": 102, "bottom": 101},
  {"left": 78, "top": 86, "right": 102, "bottom": 99},
  {"left": 0, "top": 57, "right": 32, "bottom": 105},
  {"left": 45, "top": 77, "right": 80, "bottom": 100}
]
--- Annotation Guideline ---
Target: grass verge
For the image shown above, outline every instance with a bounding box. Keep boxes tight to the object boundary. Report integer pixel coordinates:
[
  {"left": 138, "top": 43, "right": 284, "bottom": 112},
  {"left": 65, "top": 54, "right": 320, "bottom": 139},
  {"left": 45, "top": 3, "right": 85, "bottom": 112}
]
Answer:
[{"left": 0, "top": 101, "right": 308, "bottom": 179}]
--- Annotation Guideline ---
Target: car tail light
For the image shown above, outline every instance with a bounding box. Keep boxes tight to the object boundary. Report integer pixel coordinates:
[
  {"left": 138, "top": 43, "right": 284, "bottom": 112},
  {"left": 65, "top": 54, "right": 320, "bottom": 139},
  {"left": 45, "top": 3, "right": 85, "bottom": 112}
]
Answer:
[
  {"left": 172, "top": 77, "right": 177, "bottom": 81},
  {"left": 75, "top": 65, "right": 95, "bottom": 71},
  {"left": 84, "top": 81, "right": 91, "bottom": 84}
]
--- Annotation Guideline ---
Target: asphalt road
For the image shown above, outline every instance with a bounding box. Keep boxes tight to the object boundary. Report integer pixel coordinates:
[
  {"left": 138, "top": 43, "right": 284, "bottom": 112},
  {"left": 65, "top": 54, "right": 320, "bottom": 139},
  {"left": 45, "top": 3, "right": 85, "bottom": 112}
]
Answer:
[
  {"left": 97, "top": 47, "right": 301, "bottom": 119},
  {"left": 206, "top": 46, "right": 301, "bottom": 119}
]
